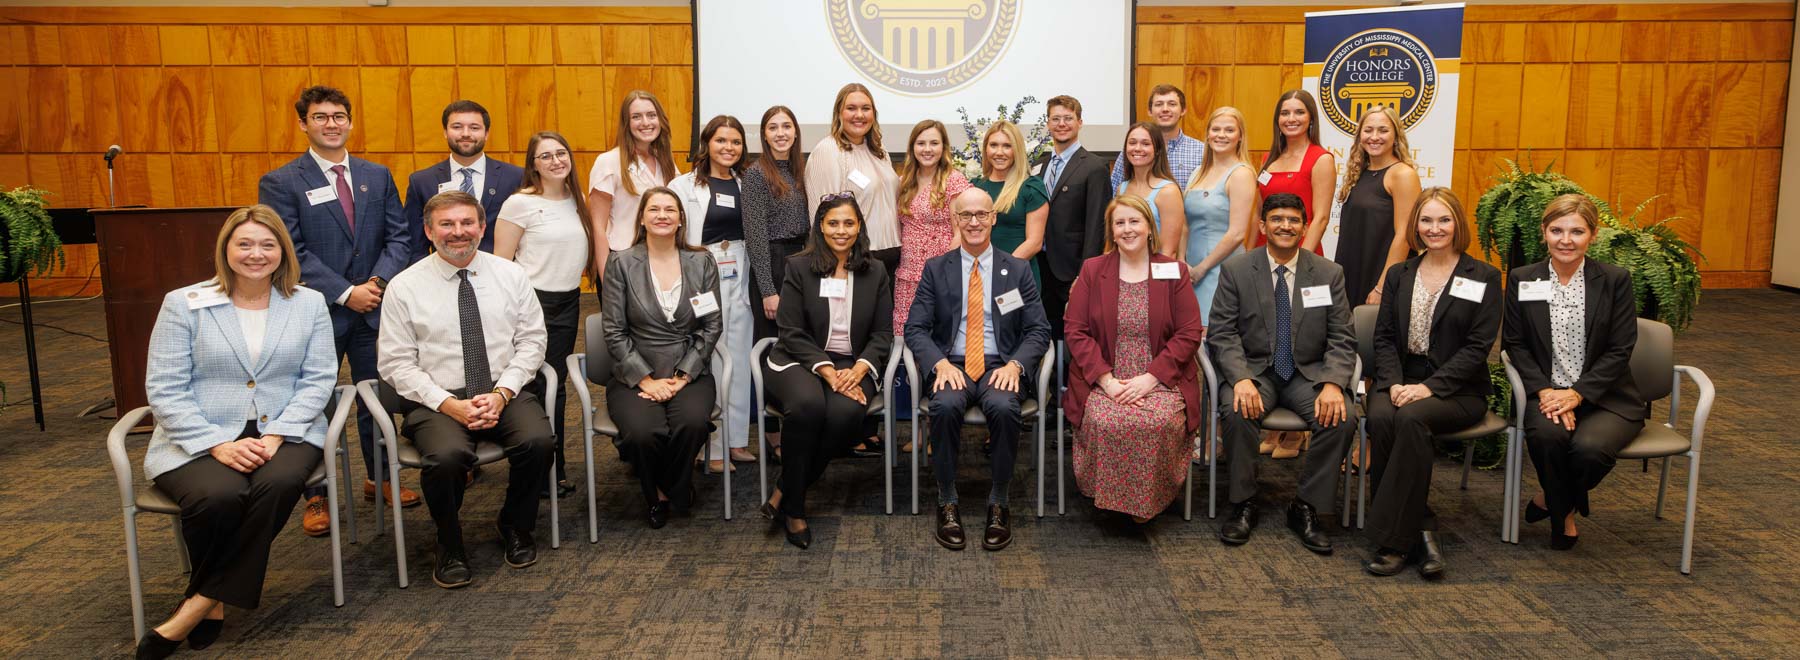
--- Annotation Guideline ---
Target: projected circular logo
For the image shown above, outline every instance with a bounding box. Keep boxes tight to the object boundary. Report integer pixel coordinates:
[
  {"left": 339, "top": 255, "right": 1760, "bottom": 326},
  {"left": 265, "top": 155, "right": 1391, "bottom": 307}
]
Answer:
[
  {"left": 1317, "top": 28, "right": 1439, "bottom": 135},
  {"left": 826, "top": 0, "right": 1021, "bottom": 96}
]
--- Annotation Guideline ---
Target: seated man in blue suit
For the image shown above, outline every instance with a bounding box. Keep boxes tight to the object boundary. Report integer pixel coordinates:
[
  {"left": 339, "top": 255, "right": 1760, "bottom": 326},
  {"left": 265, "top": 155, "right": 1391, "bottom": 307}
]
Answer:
[
  {"left": 904, "top": 187, "right": 1051, "bottom": 553},
  {"left": 402, "top": 99, "right": 524, "bottom": 264},
  {"left": 258, "top": 85, "right": 414, "bottom": 536}
]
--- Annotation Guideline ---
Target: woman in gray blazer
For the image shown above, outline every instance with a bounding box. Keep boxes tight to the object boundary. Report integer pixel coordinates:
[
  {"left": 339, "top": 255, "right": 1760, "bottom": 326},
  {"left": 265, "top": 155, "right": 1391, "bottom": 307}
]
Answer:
[
  {"left": 137, "top": 205, "right": 337, "bottom": 659},
  {"left": 601, "top": 187, "right": 724, "bottom": 529}
]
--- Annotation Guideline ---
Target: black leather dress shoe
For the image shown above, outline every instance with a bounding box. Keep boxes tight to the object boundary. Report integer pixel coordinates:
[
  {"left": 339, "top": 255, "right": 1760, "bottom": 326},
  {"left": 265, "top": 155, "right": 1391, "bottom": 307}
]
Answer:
[
  {"left": 135, "top": 628, "right": 182, "bottom": 660},
  {"left": 1525, "top": 500, "right": 1550, "bottom": 523},
  {"left": 982, "top": 505, "right": 1012, "bottom": 551},
  {"left": 935, "top": 503, "right": 966, "bottom": 550},
  {"left": 433, "top": 545, "right": 472, "bottom": 589},
  {"left": 1219, "top": 501, "right": 1257, "bottom": 545},
  {"left": 1287, "top": 501, "right": 1333, "bottom": 555},
  {"left": 647, "top": 501, "right": 670, "bottom": 529},
  {"left": 498, "top": 524, "right": 538, "bottom": 568},
  {"left": 187, "top": 618, "right": 222, "bottom": 650},
  {"left": 1415, "top": 531, "right": 1445, "bottom": 579},
  {"left": 1364, "top": 547, "right": 1408, "bottom": 576}
]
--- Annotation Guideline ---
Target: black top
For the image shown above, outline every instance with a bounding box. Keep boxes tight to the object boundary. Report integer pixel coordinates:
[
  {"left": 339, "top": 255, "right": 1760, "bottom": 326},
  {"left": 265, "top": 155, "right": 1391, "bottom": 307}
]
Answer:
[
  {"left": 700, "top": 176, "right": 744, "bottom": 244},
  {"left": 1338, "top": 165, "right": 1395, "bottom": 305}
]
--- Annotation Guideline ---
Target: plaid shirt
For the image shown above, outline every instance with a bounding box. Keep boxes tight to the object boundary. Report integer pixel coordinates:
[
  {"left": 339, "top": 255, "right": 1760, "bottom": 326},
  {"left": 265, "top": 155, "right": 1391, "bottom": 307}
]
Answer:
[{"left": 1110, "top": 130, "right": 1206, "bottom": 193}]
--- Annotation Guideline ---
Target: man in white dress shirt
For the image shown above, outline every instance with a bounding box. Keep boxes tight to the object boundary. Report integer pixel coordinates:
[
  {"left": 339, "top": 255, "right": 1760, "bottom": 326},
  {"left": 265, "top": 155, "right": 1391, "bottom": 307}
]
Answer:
[{"left": 378, "top": 191, "right": 552, "bottom": 589}]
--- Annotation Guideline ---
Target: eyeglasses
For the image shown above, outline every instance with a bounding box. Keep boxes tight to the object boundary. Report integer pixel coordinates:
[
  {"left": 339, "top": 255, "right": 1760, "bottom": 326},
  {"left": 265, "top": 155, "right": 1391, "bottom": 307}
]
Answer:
[
  {"left": 818, "top": 191, "right": 855, "bottom": 203},
  {"left": 954, "top": 210, "right": 994, "bottom": 223},
  {"left": 308, "top": 113, "right": 350, "bottom": 126},
  {"left": 1047, "top": 115, "right": 1079, "bottom": 126},
  {"left": 534, "top": 150, "right": 572, "bottom": 163}
]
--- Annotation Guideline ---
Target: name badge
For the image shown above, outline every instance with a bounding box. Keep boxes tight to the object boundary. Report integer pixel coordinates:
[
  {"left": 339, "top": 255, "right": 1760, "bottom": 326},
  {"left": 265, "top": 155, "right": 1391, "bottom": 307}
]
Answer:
[
  {"left": 1300, "top": 284, "right": 1332, "bottom": 308},
  {"left": 689, "top": 290, "right": 720, "bottom": 317},
  {"left": 306, "top": 185, "right": 338, "bottom": 206},
  {"left": 1449, "top": 276, "right": 1487, "bottom": 303},
  {"left": 1030, "top": 163, "right": 1043, "bottom": 176},
  {"left": 1256, "top": 171, "right": 1272, "bottom": 186},
  {"left": 1518, "top": 280, "right": 1553, "bottom": 302},
  {"left": 715, "top": 193, "right": 737, "bottom": 209},
  {"left": 185, "top": 289, "right": 229, "bottom": 310},
  {"left": 995, "top": 289, "right": 1024, "bottom": 315},
  {"left": 436, "top": 180, "right": 459, "bottom": 194},
  {"left": 819, "top": 277, "right": 847, "bottom": 299},
  {"left": 717, "top": 258, "right": 739, "bottom": 280},
  {"left": 1151, "top": 262, "right": 1182, "bottom": 280},
  {"left": 846, "top": 168, "right": 872, "bottom": 190}
]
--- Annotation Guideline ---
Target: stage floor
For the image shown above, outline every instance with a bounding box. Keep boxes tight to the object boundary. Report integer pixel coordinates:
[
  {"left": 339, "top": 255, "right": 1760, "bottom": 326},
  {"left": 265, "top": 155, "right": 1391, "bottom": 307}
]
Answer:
[{"left": 1, "top": 290, "right": 1795, "bottom": 657}]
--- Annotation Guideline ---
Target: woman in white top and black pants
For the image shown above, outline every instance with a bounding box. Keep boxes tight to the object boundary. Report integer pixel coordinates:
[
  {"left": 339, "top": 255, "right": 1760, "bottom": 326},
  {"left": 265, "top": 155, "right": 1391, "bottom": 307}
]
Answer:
[
  {"left": 494, "top": 131, "right": 592, "bottom": 498},
  {"left": 671, "top": 115, "right": 756, "bottom": 473}
]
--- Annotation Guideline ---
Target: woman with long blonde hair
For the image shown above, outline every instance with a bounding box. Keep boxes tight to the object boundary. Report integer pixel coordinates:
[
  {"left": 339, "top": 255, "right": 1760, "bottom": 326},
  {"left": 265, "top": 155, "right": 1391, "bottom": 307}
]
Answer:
[
  {"left": 970, "top": 119, "right": 1050, "bottom": 285},
  {"left": 1181, "top": 106, "right": 1255, "bottom": 325},
  {"left": 1335, "top": 105, "right": 1421, "bottom": 306}
]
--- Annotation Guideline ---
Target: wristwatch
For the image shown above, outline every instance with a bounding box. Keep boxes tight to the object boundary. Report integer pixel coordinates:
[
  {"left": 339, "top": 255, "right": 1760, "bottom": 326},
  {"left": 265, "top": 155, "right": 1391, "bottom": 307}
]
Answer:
[
  {"left": 491, "top": 387, "right": 513, "bottom": 404},
  {"left": 1006, "top": 359, "right": 1024, "bottom": 373},
  {"left": 369, "top": 276, "right": 387, "bottom": 289}
]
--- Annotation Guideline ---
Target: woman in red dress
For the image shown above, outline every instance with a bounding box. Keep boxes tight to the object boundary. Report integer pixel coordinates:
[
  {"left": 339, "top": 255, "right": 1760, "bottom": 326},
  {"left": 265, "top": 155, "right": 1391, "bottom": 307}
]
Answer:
[{"left": 1255, "top": 90, "right": 1337, "bottom": 257}]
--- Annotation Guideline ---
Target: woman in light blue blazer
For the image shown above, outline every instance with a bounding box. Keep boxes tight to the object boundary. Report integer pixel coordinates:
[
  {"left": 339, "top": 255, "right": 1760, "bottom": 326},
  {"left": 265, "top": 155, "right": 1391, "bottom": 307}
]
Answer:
[{"left": 136, "top": 205, "right": 337, "bottom": 660}]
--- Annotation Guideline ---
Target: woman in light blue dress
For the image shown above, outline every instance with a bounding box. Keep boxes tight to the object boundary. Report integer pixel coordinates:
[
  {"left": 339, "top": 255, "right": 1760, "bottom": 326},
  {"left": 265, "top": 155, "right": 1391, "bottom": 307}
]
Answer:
[{"left": 1181, "top": 107, "right": 1256, "bottom": 326}]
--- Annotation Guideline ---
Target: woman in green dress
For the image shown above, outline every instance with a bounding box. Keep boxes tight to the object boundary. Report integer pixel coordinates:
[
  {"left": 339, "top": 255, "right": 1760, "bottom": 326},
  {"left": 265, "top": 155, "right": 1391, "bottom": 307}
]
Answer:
[{"left": 971, "top": 120, "right": 1049, "bottom": 286}]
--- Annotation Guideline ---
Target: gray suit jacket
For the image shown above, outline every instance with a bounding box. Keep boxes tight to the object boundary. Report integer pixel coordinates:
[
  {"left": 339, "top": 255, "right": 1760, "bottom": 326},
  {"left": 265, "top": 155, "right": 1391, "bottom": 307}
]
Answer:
[
  {"left": 1206, "top": 247, "right": 1356, "bottom": 389},
  {"left": 600, "top": 244, "right": 723, "bottom": 386}
]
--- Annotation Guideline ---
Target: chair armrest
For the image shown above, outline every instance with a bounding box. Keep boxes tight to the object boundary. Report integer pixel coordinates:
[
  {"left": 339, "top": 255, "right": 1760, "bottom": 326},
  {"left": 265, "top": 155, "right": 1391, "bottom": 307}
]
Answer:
[
  {"left": 536, "top": 363, "right": 558, "bottom": 436},
  {"left": 884, "top": 343, "right": 903, "bottom": 392},
  {"left": 1673, "top": 365, "right": 1715, "bottom": 454},
  {"left": 1349, "top": 355, "right": 1364, "bottom": 404},
  {"left": 749, "top": 337, "right": 774, "bottom": 402},
  {"left": 1035, "top": 349, "right": 1055, "bottom": 404},
  {"left": 713, "top": 344, "right": 732, "bottom": 413},
  {"left": 355, "top": 379, "right": 401, "bottom": 459},
  {"left": 567, "top": 354, "right": 592, "bottom": 416},
  {"left": 1500, "top": 351, "right": 1527, "bottom": 432},
  {"left": 323, "top": 385, "right": 354, "bottom": 477},
  {"left": 902, "top": 347, "right": 920, "bottom": 410},
  {"left": 107, "top": 406, "right": 155, "bottom": 510}
]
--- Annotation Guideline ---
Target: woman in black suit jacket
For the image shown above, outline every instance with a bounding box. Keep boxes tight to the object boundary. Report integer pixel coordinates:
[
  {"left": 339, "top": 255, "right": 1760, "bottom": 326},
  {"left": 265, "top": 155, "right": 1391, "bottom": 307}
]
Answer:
[
  {"left": 759, "top": 193, "right": 894, "bottom": 548},
  {"left": 1503, "top": 194, "right": 1644, "bottom": 550},
  {"left": 1363, "top": 188, "right": 1501, "bottom": 579}
]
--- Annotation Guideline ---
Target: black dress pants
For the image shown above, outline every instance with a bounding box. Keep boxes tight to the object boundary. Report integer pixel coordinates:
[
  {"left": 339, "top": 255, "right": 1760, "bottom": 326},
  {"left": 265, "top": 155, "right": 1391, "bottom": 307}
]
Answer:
[
  {"left": 752, "top": 238, "right": 807, "bottom": 340},
  {"left": 927, "top": 355, "right": 1024, "bottom": 504},
  {"left": 1523, "top": 399, "right": 1643, "bottom": 523},
  {"left": 608, "top": 373, "right": 717, "bottom": 509},
  {"left": 402, "top": 393, "right": 554, "bottom": 552},
  {"left": 154, "top": 421, "right": 321, "bottom": 609},
  {"left": 1038, "top": 258, "right": 1076, "bottom": 341},
  {"left": 765, "top": 354, "right": 875, "bottom": 517},
  {"left": 1363, "top": 383, "right": 1486, "bottom": 549},
  {"left": 1217, "top": 368, "right": 1357, "bottom": 512},
  {"left": 528, "top": 288, "right": 581, "bottom": 483}
]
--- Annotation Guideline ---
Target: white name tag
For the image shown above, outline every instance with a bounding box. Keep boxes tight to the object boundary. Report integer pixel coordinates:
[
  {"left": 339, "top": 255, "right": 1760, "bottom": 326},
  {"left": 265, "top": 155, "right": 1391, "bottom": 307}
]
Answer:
[
  {"left": 715, "top": 193, "right": 736, "bottom": 209},
  {"left": 1152, "top": 262, "right": 1182, "bottom": 280},
  {"left": 185, "top": 289, "right": 229, "bottom": 310},
  {"left": 1256, "top": 171, "right": 1272, "bottom": 186},
  {"left": 1449, "top": 276, "right": 1487, "bottom": 303},
  {"left": 995, "top": 289, "right": 1024, "bottom": 315},
  {"left": 306, "top": 185, "right": 338, "bottom": 206},
  {"left": 1300, "top": 284, "right": 1332, "bottom": 308},
  {"left": 689, "top": 290, "right": 720, "bottom": 317},
  {"left": 717, "top": 258, "right": 739, "bottom": 280},
  {"left": 846, "top": 168, "right": 871, "bottom": 190},
  {"left": 1519, "top": 280, "right": 1553, "bottom": 302},
  {"left": 1030, "top": 163, "right": 1043, "bottom": 176},
  {"left": 436, "top": 180, "right": 458, "bottom": 194},
  {"left": 818, "top": 277, "right": 847, "bottom": 298}
]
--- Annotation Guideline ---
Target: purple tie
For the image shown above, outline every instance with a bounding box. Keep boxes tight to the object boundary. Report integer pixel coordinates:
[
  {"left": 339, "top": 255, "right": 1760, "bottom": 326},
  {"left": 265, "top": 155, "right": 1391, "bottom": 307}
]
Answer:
[{"left": 331, "top": 164, "right": 355, "bottom": 233}]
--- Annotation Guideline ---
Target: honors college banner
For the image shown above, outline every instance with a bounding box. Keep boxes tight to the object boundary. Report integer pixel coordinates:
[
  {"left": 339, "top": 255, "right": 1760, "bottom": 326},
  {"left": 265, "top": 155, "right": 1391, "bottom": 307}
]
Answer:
[{"left": 1304, "top": 3, "right": 1465, "bottom": 259}]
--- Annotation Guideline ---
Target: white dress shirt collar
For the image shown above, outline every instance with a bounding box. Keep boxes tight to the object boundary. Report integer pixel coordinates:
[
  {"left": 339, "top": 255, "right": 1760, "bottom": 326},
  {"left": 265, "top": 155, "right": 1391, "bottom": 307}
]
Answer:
[{"left": 308, "top": 148, "right": 350, "bottom": 178}]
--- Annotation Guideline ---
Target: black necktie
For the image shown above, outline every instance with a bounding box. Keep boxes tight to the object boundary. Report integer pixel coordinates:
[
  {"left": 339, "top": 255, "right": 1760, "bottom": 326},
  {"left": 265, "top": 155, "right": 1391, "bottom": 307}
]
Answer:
[
  {"left": 458, "top": 269, "right": 492, "bottom": 395},
  {"left": 1273, "top": 265, "right": 1295, "bottom": 381}
]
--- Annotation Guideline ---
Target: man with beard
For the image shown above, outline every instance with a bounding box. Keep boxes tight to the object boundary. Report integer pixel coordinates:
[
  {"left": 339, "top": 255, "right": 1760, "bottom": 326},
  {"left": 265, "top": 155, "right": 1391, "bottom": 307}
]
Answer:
[
  {"left": 1205, "top": 193, "right": 1357, "bottom": 554},
  {"left": 404, "top": 100, "right": 525, "bottom": 263}
]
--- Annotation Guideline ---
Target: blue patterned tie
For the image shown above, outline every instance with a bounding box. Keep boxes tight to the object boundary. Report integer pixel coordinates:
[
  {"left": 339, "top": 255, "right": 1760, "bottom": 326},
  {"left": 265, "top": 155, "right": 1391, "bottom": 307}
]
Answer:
[
  {"left": 1273, "top": 265, "right": 1295, "bottom": 381},
  {"left": 1047, "top": 154, "right": 1065, "bottom": 191},
  {"left": 458, "top": 167, "right": 476, "bottom": 195}
]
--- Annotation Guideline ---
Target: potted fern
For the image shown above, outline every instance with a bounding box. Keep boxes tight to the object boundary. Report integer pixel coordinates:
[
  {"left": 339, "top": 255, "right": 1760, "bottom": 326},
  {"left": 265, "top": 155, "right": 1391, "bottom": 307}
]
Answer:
[
  {"left": 1, "top": 186, "right": 64, "bottom": 284},
  {"left": 1474, "top": 157, "right": 1587, "bottom": 271}
]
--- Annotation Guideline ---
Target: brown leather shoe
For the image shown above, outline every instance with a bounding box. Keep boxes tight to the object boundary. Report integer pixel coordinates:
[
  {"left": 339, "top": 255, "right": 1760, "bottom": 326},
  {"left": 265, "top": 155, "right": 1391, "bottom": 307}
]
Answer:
[
  {"left": 364, "top": 480, "right": 422, "bottom": 508},
  {"left": 302, "top": 495, "right": 331, "bottom": 537}
]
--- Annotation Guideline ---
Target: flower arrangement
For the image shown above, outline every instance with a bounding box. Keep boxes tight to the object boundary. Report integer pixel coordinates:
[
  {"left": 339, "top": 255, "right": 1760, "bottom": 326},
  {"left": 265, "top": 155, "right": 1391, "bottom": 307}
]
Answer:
[{"left": 948, "top": 96, "right": 1051, "bottom": 180}]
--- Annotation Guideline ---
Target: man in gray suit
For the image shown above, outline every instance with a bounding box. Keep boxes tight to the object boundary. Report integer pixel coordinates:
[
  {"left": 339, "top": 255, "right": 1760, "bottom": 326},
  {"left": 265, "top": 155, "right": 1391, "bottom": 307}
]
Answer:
[{"left": 1206, "top": 192, "right": 1357, "bottom": 554}]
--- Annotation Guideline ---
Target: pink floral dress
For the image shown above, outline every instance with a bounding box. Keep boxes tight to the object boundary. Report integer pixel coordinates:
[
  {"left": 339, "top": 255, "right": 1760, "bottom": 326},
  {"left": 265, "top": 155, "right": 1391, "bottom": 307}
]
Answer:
[
  {"left": 1074, "top": 280, "right": 1189, "bottom": 519},
  {"left": 893, "top": 171, "right": 973, "bottom": 335}
]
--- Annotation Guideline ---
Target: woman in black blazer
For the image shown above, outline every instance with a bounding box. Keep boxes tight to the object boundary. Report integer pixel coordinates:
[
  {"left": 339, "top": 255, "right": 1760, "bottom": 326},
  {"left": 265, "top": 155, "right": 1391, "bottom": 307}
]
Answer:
[
  {"left": 1504, "top": 194, "right": 1644, "bottom": 550},
  {"left": 1363, "top": 188, "right": 1500, "bottom": 578},
  {"left": 601, "top": 187, "right": 724, "bottom": 529},
  {"left": 759, "top": 193, "right": 894, "bottom": 549}
]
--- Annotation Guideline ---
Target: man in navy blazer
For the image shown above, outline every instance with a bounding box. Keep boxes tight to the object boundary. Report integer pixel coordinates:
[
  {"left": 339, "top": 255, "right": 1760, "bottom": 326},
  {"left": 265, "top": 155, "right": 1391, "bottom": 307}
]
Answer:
[
  {"left": 258, "top": 85, "right": 416, "bottom": 531},
  {"left": 904, "top": 187, "right": 1051, "bottom": 552},
  {"left": 402, "top": 99, "right": 524, "bottom": 264}
]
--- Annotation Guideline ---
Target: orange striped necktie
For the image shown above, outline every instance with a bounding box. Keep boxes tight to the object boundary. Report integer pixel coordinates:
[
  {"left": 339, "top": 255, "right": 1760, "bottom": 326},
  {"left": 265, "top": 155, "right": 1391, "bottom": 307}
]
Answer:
[{"left": 965, "top": 261, "right": 985, "bottom": 380}]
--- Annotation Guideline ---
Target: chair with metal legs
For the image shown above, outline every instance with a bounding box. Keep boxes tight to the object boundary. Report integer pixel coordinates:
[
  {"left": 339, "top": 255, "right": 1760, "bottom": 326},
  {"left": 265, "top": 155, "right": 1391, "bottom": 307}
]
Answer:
[
  {"left": 901, "top": 347, "right": 1056, "bottom": 517},
  {"left": 1195, "top": 345, "right": 1362, "bottom": 521},
  {"left": 356, "top": 364, "right": 561, "bottom": 589},
  {"left": 748, "top": 337, "right": 902, "bottom": 514},
  {"left": 1500, "top": 318, "right": 1713, "bottom": 573},
  {"left": 109, "top": 385, "right": 355, "bottom": 642},
  {"left": 567, "top": 313, "right": 732, "bottom": 542}
]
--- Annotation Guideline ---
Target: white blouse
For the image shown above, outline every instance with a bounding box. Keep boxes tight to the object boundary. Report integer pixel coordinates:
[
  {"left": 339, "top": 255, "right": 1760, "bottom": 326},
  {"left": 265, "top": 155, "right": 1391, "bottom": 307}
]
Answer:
[
  {"left": 803, "top": 136, "right": 900, "bottom": 251},
  {"left": 497, "top": 193, "right": 589, "bottom": 292},
  {"left": 237, "top": 306, "right": 268, "bottom": 364},
  {"left": 650, "top": 267, "right": 682, "bottom": 323}
]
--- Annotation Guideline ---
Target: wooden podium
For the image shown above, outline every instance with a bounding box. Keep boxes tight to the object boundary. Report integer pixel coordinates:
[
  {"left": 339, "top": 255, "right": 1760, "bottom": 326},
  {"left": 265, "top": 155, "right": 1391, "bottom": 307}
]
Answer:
[{"left": 93, "top": 207, "right": 236, "bottom": 413}]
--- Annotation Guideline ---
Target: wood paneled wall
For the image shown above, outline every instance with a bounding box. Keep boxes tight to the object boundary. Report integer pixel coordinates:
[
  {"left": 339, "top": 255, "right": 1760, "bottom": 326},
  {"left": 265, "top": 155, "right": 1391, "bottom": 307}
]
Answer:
[
  {"left": 0, "top": 6, "right": 692, "bottom": 295},
  {"left": 1137, "top": 3, "right": 1792, "bottom": 289},
  {"left": 0, "top": 4, "right": 1789, "bottom": 294}
]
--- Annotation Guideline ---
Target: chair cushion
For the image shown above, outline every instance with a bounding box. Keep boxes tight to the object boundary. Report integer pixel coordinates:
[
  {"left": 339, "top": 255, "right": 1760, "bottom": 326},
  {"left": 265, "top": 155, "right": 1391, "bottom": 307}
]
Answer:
[
  {"left": 1260, "top": 408, "right": 1310, "bottom": 432},
  {"left": 911, "top": 399, "right": 1038, "bottom": 424},
  {"left": 1617, "top": 423, "right": 1692, "bottom": 459},
  {"left": 396, "top": 438, "right": 508, "bottom": 468},
  {"left": 763, "top": 397, "right": 886, "bottom": 419},
  {"left": 138, "top": 463, "right": 325, "bottom": 514},
  {"left": 591, "top": 398, "right": 619, "bottom": 436},
  {"left": 1437, "top": 411, "right": 1510, "bottom": 443}
]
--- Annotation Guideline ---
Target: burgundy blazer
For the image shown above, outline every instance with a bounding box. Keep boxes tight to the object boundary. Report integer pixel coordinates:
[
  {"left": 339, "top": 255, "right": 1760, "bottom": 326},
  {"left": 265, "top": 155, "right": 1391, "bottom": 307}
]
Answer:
[{"left": 1061, "top": 251, "right": 1205, "bottom": 434}]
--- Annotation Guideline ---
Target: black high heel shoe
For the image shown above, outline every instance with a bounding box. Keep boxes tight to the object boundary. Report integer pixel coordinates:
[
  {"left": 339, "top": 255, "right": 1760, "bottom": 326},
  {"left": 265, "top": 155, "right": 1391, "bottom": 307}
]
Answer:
[
  {"left": 784, "top": 518, "right": 812, "bottom": 549},
  {"left": 1525, "top": 500, "right": 1550, "bottom": 524},
  {"left": 1550, "top": 515, "right": 1580, "bottom": 551},
  {"left": 135, "top": 629, "right": 182, "bottom": 660},
  {"left": 187, "top": 618, "right": 222, "bottom": 650}
]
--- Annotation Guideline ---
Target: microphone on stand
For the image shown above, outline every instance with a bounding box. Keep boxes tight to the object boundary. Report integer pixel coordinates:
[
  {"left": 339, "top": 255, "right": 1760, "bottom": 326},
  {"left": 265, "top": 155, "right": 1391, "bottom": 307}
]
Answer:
[
  {"left": 104, "top": 145, "right": 122, "bottom": 208},
  {"left": 105, "top": 144, "right": 123, "bottom": 163}
]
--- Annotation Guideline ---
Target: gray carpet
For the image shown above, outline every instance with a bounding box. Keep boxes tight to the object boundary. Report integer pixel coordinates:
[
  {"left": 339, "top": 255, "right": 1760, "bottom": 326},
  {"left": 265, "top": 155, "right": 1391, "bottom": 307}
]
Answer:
[{"left": 0, "top": 290, "right": 1794, "bottom": 657}]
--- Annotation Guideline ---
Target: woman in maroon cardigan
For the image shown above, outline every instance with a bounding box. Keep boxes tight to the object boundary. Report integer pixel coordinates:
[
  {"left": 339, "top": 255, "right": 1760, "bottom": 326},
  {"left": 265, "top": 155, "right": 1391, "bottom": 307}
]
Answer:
[{"left": 1063, "top": 194, "right": 1205, "bottom": 522}]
